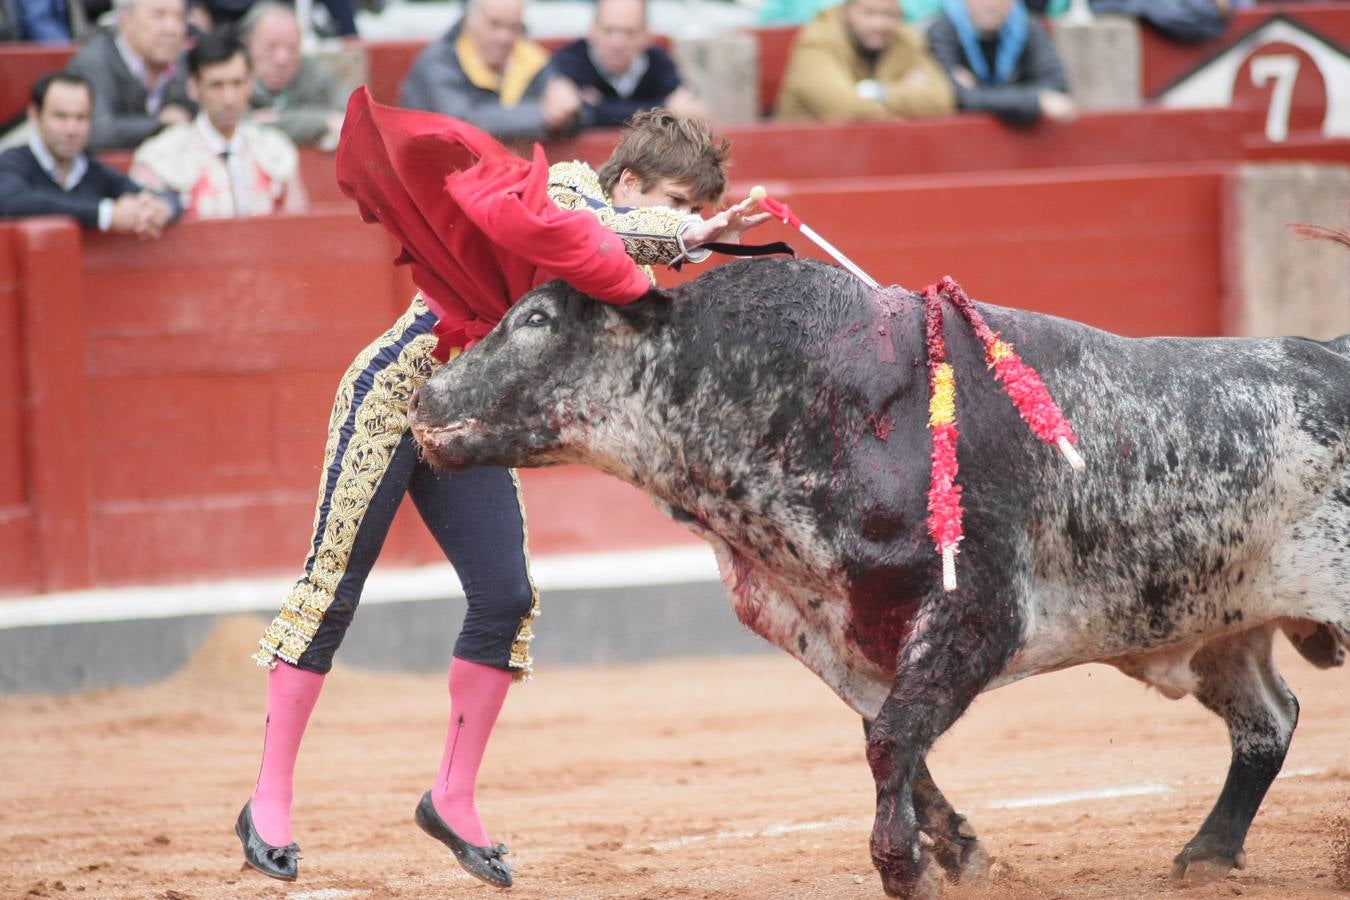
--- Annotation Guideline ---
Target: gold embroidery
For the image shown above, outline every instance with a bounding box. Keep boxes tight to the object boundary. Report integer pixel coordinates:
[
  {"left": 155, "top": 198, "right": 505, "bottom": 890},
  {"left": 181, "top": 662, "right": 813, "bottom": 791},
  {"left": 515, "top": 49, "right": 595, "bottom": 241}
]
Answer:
[
  {"left": 257, "top": 160, "right": 688, "bottom": 673},
  {"left": 506, "top": 468, "right": 541, "bottom": 680},
  {"left": 254, "top": 296, "right": 442, "bottom": 669},
  {"left": 547, "top": 161, "right": 687, "bottom": 268}
]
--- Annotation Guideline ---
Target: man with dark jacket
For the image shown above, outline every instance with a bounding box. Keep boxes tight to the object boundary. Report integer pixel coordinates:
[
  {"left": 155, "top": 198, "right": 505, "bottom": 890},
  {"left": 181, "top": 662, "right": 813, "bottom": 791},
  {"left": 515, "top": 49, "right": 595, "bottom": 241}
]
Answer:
[
  {"left": 66, "top": 0, "right": 194, "bottom": 149},
  {"left": 0, "top": 71, "right": 180, "bottom": 236},
  {"left": 399, "top": 0, "right": 582, "bottom": 141},
  {"left": 550, "top": 0, "right": 704, "bottom": 128},
  {"left": 927, "top": 0, "right": 1075, "bottom": 126}
]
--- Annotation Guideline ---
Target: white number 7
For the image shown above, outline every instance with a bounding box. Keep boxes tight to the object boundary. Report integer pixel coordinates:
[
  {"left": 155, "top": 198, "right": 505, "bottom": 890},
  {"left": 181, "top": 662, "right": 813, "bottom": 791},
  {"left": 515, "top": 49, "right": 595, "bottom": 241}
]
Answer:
[{"left": 1249, "top": 54, "right": 1300, "bottom": 143}]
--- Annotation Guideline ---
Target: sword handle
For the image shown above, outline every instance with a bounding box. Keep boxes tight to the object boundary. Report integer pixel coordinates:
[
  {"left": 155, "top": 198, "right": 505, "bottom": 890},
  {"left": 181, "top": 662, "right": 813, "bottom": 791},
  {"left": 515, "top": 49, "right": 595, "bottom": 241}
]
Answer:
[{"left": 758, "top": 195, "right": 802, "bottom": 229}]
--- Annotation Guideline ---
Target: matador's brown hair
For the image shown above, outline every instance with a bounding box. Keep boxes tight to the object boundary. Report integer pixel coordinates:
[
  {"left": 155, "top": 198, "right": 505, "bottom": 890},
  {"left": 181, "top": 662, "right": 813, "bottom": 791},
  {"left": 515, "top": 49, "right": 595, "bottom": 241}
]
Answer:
[{"left": 597, "top": 109, "right": 729, "bottom": 206}]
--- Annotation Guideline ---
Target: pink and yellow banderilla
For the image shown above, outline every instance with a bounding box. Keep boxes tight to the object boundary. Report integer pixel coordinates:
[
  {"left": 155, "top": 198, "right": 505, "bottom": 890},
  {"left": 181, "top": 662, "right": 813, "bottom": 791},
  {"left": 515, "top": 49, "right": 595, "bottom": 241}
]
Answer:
[{"left": 752, "top": 187, "right": 1085, "bottom": 591}]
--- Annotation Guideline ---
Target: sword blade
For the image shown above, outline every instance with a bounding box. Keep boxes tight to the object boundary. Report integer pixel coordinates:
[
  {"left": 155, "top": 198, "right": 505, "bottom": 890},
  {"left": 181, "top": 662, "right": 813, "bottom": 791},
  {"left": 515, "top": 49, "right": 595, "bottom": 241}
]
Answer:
[{"left": 799, "top": 223, "right": 881, "bottom": 289}]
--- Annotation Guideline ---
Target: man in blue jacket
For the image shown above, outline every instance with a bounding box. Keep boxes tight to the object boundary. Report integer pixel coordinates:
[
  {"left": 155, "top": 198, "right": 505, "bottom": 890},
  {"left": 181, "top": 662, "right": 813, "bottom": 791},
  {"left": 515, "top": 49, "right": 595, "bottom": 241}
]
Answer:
[
  {"left": 550, "top": 0, "right": 705, "bottom": 128},
  {"left": 0, "top": 71, "right": 180, "bottom": 237}
]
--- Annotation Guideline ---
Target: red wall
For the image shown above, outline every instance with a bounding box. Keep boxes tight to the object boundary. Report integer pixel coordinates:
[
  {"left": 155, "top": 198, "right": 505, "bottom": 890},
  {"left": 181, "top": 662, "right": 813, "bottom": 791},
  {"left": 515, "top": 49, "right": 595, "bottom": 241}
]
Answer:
[
  {"left": 0, "top": 227, "right": 37, "bottom": 594},
  {"left": 0, "top": 159, "right": 1233, "bottom": 596},
  {"left": 79, "top": 215, "right": 409, "bottom": 585},
  {"left": 0, "top": 213, "right": 695, "bottom": 595},
  {"left": 758, "top": 168, "right": 1226, "bottom": 338},
  {"left": 0, "top": 44, "right": 75, "bottom": 128}
]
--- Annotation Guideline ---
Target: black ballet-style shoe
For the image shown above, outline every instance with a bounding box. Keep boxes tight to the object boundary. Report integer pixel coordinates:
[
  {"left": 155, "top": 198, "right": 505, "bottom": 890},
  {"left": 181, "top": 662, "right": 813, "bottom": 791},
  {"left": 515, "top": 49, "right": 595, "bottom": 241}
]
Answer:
[
  {"left": 414, "top": 791, "right": 513, "bottom": 888},
  {"left": 235, "top": 801, "right": 302, "bottom": 882}
]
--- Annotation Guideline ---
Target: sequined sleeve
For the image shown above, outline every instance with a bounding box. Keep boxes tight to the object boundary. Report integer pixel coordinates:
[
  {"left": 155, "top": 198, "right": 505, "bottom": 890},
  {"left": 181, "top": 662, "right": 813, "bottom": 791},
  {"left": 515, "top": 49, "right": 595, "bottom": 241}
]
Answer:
[{"left": 547, "top": 160, "right": 691, "bottom": 268}]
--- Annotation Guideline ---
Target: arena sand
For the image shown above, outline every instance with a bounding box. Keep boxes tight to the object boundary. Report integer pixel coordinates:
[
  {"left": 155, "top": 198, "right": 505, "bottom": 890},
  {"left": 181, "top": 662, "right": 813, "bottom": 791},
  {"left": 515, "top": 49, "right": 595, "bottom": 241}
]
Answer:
[{"left": 2, "top": 615, "right": 1347, "bottom": 899}]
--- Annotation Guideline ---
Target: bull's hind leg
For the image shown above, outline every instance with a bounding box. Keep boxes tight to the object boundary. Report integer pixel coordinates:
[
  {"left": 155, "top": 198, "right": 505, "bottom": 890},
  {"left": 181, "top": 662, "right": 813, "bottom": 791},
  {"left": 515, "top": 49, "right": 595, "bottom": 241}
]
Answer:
[
  {"left": 865, "top": 586, "right": 1021, "bottom": 899},
  {"left": 1172, "top": 626, "right": 1299, "bottom": 884},
  {"left": 862, "top": 719, "right": 991, "bottom": 885}
]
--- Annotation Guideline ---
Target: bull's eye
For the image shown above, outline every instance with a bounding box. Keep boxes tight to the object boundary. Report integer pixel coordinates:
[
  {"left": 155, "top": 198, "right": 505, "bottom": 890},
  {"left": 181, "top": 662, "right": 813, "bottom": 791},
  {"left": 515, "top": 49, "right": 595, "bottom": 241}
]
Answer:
[{"left": 524, "top": 310, "right": 550, "bottom": 327}]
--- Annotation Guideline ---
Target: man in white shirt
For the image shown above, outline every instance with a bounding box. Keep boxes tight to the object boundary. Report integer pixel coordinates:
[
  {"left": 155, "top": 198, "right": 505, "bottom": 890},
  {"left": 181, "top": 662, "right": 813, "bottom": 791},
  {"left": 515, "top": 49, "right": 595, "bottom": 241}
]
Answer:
[{"left": 131, "top": 27, "right": 305, "bottom": 219}]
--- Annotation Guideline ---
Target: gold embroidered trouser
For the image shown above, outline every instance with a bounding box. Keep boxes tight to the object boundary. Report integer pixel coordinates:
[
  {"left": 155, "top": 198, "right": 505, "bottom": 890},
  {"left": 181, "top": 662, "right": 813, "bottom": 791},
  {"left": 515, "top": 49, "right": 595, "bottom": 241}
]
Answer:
[{"left": 253, "top": 297, "right": 541, "bottom": 678}]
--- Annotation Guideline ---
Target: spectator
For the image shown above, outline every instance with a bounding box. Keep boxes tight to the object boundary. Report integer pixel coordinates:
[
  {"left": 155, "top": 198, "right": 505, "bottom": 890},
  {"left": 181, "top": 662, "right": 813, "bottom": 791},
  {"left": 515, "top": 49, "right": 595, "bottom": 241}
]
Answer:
[
  {"left": 314, "top": 0, "right": 357, "bottom": 38},
  {"left": 15, "top": 0, "right": 89, "bottom": 42},
  {"left": 758, "top": 0, "right": 836, "bottom": 27},
  {"left": 776, "top": 0, "right": 955, "bottom": 121},
  {"left": 66, "top": 0, "right": 193, "bottom": 150},
  {"left": 131, "top": 27, "right": 304, "bottom": 218},
  {"left": 1088, "top": 0, "right": 1250, "bottom": 43},
  {"left": 550, "top": 0, "right": 705, "bottom": 128},
  {"left": 756, "top": 0, "right": 1069, "bottom": 28},
  {"left": 0, "top": 71, "right": 180, "bottom": 236},
  {"left": 399, "top": 0, "right": 583, "bottom": 141},
  {"left": 927, "top": 0, "right": 1075, "bottom": 125},
  {"left": 242, "top": 2, "right": 349, "bottom": 150}
]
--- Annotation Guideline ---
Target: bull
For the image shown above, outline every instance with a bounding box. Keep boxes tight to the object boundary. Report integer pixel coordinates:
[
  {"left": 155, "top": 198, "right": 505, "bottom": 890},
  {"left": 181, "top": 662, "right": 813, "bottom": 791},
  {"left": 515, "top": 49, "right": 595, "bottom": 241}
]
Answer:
[{"left": 407, "top": 257, "right": 1350, "bottom": 898}]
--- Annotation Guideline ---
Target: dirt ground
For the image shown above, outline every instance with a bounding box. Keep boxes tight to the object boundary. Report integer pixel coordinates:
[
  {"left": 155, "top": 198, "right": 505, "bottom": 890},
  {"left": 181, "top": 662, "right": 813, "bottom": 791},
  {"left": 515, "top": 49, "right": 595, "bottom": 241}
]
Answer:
[{"left": 2, "top": 616, "right": 1347, "bottom": 900}]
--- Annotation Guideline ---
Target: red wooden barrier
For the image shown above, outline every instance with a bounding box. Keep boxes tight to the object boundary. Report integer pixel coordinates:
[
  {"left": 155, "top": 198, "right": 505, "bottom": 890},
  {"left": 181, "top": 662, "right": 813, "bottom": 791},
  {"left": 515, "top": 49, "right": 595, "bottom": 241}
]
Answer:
[
  {"left": 0, "top": 44, "right": 76, "bottom": 129},
  {"left": 12, "top": 219, "right": 92, "bottom": 592},
  {"left": 664, "top": 165, "right": 1227, "bottom": 339},
  {"left": 0, "top": 227, "right": 37, "bottom": 594},
  {"left": 0, "top": 161, "right": 1253, "bottom": 597},
  {"left": 0, "top": 212, "right": 693, "bottom": 595},
  {"left": 548, "top": 105, "right": 1345, "bottom": 184}
]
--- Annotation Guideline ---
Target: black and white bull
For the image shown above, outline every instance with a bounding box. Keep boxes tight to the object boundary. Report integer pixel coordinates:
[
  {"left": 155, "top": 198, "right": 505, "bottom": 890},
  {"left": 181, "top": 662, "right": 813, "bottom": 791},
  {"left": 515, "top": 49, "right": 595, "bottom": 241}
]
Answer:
[{"left": 407, "top": 258, "right": 1350, "bottom": 898}]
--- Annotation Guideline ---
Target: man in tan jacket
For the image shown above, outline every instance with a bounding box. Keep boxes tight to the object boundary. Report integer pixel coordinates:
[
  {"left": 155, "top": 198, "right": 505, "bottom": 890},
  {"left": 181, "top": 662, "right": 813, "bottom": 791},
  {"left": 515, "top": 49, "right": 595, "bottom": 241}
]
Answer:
[{"left": 776, "top": 0, "right": 955, "bottom": 121}]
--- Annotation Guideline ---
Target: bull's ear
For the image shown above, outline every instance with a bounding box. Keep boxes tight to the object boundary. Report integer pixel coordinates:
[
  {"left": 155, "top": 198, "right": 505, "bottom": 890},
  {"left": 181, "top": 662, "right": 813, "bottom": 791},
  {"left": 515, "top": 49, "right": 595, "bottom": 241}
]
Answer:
[{"left": 606, "top": 288, "right": 673, "bottom": 335}]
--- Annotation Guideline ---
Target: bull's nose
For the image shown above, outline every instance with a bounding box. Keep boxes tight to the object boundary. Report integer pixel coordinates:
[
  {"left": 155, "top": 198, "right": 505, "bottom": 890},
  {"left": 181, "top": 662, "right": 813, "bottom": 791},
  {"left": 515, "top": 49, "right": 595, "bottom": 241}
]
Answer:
[{"left": 407, "top": 390, "right": 421, "bottom": 419}]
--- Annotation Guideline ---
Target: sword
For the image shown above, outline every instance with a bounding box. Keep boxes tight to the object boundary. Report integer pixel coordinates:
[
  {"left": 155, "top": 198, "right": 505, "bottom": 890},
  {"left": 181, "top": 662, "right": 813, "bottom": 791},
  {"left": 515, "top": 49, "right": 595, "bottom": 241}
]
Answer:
[{"left": 751, "top": 186, "right": 882, "bottom": 290}]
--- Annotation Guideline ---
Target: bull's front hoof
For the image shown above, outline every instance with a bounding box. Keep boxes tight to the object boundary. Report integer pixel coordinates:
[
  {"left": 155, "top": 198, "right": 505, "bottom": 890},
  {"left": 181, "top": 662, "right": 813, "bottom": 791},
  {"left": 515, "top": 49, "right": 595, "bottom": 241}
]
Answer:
[
  {"left": 1170, "top": 845, "right": 1246, "bottom": 885},
  {"left": 877, "top": 854, "right": 942, "bottom": 899},
  {"left": 923, "top": 818, "right": 989, "bottom": 886},
  {"left": 953, "top": 839, "right": 991, "bottom": 885}
]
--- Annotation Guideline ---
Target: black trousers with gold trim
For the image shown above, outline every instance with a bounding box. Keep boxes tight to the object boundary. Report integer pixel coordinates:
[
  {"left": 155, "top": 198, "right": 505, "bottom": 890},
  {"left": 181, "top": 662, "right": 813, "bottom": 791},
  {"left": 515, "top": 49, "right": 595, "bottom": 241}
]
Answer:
[{"left": 254, "top": 298, "right": 541, "bottom": 677}]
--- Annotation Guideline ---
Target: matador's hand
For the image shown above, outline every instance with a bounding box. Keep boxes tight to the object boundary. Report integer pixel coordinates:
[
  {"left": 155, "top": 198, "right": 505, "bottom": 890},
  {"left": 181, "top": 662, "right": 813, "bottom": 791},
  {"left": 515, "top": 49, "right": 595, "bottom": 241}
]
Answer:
[{"left": 680, "top": 188, "right": 773, "bottom": 248}]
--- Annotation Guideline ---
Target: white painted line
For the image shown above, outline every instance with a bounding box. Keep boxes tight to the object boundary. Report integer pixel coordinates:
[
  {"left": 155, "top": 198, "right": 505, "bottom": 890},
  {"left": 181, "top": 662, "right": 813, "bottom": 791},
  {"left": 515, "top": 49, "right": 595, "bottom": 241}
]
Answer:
[
  {"left": 638, "top": 767, "right": 1334, "bottom": 852},
  {"left": 1276, "top": 766, "right": 1327, "bottom": 779},
  {"left": 290, "top": 890, "right": 367, "bottom": 900},
  {"left": 982, "top": 766, "right": 1328, "bottom": 811},
  {"left": 983, "top": 783, "right": 1171, "bottom": 810},
  {"left": 647, "top": 816, "right": 866, "bottom": 851},
  {"left": 0, "top": 544, "right": 720, "bottom": 630}
]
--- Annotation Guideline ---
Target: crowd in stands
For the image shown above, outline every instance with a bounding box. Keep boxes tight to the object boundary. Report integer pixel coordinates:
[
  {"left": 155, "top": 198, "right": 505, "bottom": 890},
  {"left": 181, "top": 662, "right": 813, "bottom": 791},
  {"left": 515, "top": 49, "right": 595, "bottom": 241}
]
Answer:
[
  {"left": 399, "top": 0, "right": 702, "bottom": 141},
  {"left": 0, "top": 0, "right": 1271, "bottom": 231},
  {"left": 129, "top": 26, "right": 305, "bottom": 216}
]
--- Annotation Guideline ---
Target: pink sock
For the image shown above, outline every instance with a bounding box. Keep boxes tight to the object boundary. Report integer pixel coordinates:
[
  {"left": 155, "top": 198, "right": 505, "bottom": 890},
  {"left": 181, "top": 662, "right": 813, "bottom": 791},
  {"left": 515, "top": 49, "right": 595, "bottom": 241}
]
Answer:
[
  {"left": 430, "top": 657, "right": 512, "bottom": 847},
  {"left": 250, "top": 661, "right": 325, "bottom": 847}
]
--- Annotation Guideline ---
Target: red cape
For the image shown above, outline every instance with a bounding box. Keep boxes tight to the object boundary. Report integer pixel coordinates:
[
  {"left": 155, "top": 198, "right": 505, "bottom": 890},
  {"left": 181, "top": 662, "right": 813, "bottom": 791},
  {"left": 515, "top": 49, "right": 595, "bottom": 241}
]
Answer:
[{"left": 335, "top": 87, "right": 652, "bottom": 355}]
